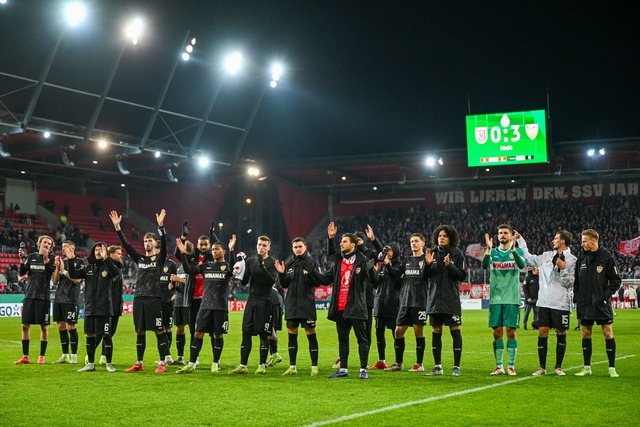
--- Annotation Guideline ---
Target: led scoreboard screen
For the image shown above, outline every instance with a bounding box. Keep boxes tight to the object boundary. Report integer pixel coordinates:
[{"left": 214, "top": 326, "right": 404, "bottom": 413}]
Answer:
[{"left": 465, "top": 109, "right": 548, "bottom": 167}]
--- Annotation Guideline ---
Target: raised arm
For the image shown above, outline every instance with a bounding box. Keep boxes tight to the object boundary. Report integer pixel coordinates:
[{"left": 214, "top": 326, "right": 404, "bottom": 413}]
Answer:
[
  {"left": 156, "top": 209, "right": 167, "bottom": 264},
  {"left": 110, "top": 210, "right": 142, "bottom": 261}
]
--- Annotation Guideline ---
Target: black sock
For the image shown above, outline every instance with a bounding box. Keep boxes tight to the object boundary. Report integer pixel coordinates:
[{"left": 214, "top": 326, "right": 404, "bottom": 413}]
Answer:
[
  {"left": 582, "top": 338, "right": 592, "bottom": 366},
  {"left": 166, "top": 331, "right": 173, "bottom": 353},
  {"left": 22, "top": 339, "right": 29, "bottom": 356},
  {"left": 156, "top": 333, "right": 168, "bottom": 360},
  {"left": 376, "top": 327, "right": 386, "bottom": 361},
  {"left": 103, "top": 336, "right": 113, "bottom": 363},
  {"left": 394, "top": 337, "right": 405, "bottom": 364},
  {"left": 136, "top": 334, "right": 146, "bottom": 362},
  {"left": 240, "top": 333, "right": 252, "bottom": 366},
  {"left": 86, "top": 336, "right": 96, "bottom": 364},
  {"left": 555, "top": 334, "right": 566, "bottom": 368},
  {"left": 190, "top": 337, "right": 203, "bottom": 364},
  {"left": 259, "top": 334, "right": 269, "bottom": 365},
  {"left": 432, "top": 332, "right": 442, "bottom": 365},
  {"left": 288, "top": 333, "right": 298, "bottom": 365},
  {"left": 451, "top": 329, "right": 462, "bottom": 367},
  {"left": 538, "top": 336, "right": 548, "bottom": 369},
  {"left": 416, "top": 337, "right": 425, "bottom": 365},
  {"left": 307, "top": 333, "right": 318, "bottom": 366},
  {"left": 213, "top": 337, "right": 224, "bottom": 364},
  {"left": 269, "top": 338, "right": 278, "bottom": 355},
  {"left": 40, "top": 340, "right": 48, "bottom": 357},
  {"left": 176, "top": 333, "right": 186, "bottom": 358},
  {"left": 59, "top": 330, "right": 69, "bottom": 354},
  {"left": 69, "top": 329, "right": 79, "bottom": 354},
  {"left": 605, "top": 337, "right": 616, "bottom": 368}
]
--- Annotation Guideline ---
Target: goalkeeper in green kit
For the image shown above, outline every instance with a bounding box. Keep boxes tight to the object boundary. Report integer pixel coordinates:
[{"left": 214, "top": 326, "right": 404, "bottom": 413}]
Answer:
[{"left": 482, "top": 224, "right": 525, "bottom": 376}]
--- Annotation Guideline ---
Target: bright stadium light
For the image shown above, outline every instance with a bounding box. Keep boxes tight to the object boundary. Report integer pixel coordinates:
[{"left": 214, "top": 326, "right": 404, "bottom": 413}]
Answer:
[
  {"left": 0, "top": 0, "right": 8, "bottom": 5},
  {"left": 425, "top": 156, "right": 435, "bottom": 167},
  {"left": 182, "top": 52, "right": 190, "bottom": 61},
  {"left": 224, "top": 52, "right": 243, "bottom": 75},
  {"left": 197, "top": 155, "right": 210, "bottom": 168},
  {"left": 186, "top": 45, "right": 193, "bottom": 53},
  {"left": 247, "top": 166, "right": 260, "bottom": 177},
  {"left": 271, "top": 63, "right": 283, "bottom": 81},
  {"left": 270, "top": 80, "right": 277, "bottom": 88},
  {"left": 43, "top": 131, "right": 51, "bottom": 139},
  {"left": 125, "top": 17, "right": 144, "bottom": 45},
  {"left": 599, "top": 147, "right": 606, "bottom": 156},
  {"left": 587, "top": 148, "right": 595, "bottom": 157},
  {"left": 438, "top": 157, "right": 444, "bottom": 166},
  {"left": 97, "top": 139, "right": 108, "bottom": 149},
  {"left": 154, "top": 151, "right": 161, "bottom": 158},
  {"left": 64, "top": 2, "right": 87, "bottom": 27}
]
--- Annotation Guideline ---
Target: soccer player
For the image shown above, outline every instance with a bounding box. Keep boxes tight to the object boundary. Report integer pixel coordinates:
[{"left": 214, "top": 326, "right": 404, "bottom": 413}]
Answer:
[
  {"left": 385, "top": 233, "right": 430, "bottom": 373},
  {"left": 517, "top": 230, "right": 577, "bottom": 376},
  {"left": 171, "top": 242, "right": 192, "bottom": 365},
  {"left": 229, "top": 236, "right": 279, "bottom": 375},
  {"left": 370, "top": 242, "right": 401, "bottom": 370},
  {"left": 98, "top": 245, "right": 124, "bottom": 365},
  {"left": 157, "top": 256, "right": 178, "bottom": 365},
  {"left": 15, "top": 235, "right": 56, "bottom": 365},
  {"left": 424, "top": 225, "right": 467, "bottom": 376},
  {"left": 275, "top": 237, "right": 326, "bottom": 376},
  {"left": 109, "top": 209, "right": 169, "bottom": 373},
  {"left": 573, "top": 229, "right": 621, "bottom": 378},
  {"left": 266, "top": 281, "right": 285, "bottom": 368},
  {"left": 482, "top": 224, "right": 526, "bottom": 376},
  {"left": 522, "top": 267, "right": 540, "bottom": 330},
  {"left": 51, "top": 240, "right": 84, "bottom": 364},
  {"left": 175, "top": 235, "right": 236, "bottom": 374},
  {"left": 67, "top": 242, "right": 120, "bottom": 372}
]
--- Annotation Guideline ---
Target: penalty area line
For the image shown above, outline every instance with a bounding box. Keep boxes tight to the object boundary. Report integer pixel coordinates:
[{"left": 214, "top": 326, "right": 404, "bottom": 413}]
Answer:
[{"left": 302, "top": 354, "right": 636, "bottom": 427}]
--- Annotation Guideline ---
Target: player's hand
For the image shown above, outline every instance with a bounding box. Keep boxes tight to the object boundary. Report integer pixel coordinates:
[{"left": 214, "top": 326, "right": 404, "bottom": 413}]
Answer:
[
  {"left": 556, "top": 257, "right": 567, "bottom": 270},
  {"left": 274, "top": 260, "right": 286, "bottom": 273},
  {"left": 425, "top": 247, "right": 434, "bottom": 264},
  {"left": 98, "top": 245, "right": 107, "bottom": 259},
  {"left": 444, "top": 253, "right": 451, "bottom": 267},
  {"left": 229, "top": 234, "right": 237, "bottom": 251},
  {"left": 54, "top": 256, "right": 63, "bottom": 270},
  {"left": 156, "top": 209, "right": 166, "bottom": 227},
  {"left": 175, "top": 238, "right": 186, "bottom": 254},
  {"left": 109, "top": 210, "right": 122, "bottom": 227},
  {"left": 365, "top": 224, "right": 375, "bottom": 241},
  {"left": 327, "top": 222, "right": 337, "bottom": 238},
  {"left": 170, "top": 274, "right": 181, "bottom": 281},
  {"left": 182, "top": 220, "right": 191, "bottom": 236},
  {"left": 484, "top": 233, "right": 493, "bottom": 251},
  {"left": 209, "top": 218, "right": 216, "bottom": 236},
  {"left": 513, "top": 230, "right": 522, "bottom": 240}
]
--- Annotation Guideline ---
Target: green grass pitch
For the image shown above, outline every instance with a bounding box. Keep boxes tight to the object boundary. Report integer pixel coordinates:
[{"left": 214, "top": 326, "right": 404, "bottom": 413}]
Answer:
[{"left": 1, "top": 309, "right": 638, "bottom": 426}]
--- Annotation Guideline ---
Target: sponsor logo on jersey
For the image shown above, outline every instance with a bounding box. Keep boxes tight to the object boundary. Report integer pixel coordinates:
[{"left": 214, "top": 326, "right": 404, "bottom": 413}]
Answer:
[
  {"left": 204, "top": 272, "right": 227, "bottom": 279},
  {"left": 160, "top": 275, "right": 169, "bottom": 282},
  {"left": 405, "top": 268, "right": 421, "bottom": 276},
  {"left": 492, "top": 261, "right": 516, "bottom": 270},
  {"left": 30, "top": 264, "right": 46, "bottom": 270},
  {"left": 138, "top": 262, "right": 157, "bottom": 269}
]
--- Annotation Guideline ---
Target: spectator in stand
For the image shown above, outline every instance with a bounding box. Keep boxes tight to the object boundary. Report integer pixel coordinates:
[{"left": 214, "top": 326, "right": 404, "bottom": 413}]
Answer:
[
  {"left": 63, "top": 204, "right": 70, "bottom": 217},
  {"left": 90, "top": 201, "right": 102, "bottom": 216},
  {"left": 14, "top": 203, "right": 20, "bottom": 214}
]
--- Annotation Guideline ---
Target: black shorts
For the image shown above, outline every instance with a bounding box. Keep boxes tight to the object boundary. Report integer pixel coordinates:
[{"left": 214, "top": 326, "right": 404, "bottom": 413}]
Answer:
[
  {"left": 133, "top": 297, "right": 163, "bottom": 332},
  {"left": 52, "top": 303, "right": 78, "bottom": 324},
  {"left": 242, "top": 299, "right": 273, "bottom": 335},
  {"left": 22, "top": 298, "right": 50, "bottom": 325},
  {"left": 286, "top": 319, "right": 317, "bottom": 330},
  {"left": 429, "top": 313, "right": 462, "bottom": 327},
  {"left": 162, "top": 301, "right": 174, "bottom": 329},
  {"left": 173, "top": 306, "right": 190, "bottom": 326},
  {"left": 538, "top": 307, "right": 570, "bottom": 330},
  {"left": 581, "top": 318, "right": 614, "bottom": 326},
  {"left": 195, "top": 309, "right": 229, "bottom": 335},
  {"left": 396, "top": 307, "right": 427, "bottom": 327},
  {"left": 375, "top": 316, "right": 396, "bottom": 330},
  {"left": 272, "top": 304, "right": 283, "bottom": 331},
  {"left": 84, "top": 315, "right": 112, "bottom": 336}
]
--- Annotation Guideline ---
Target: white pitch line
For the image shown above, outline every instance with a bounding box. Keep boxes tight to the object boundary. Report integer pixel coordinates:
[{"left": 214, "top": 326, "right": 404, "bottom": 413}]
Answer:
[{"left": 302, "top": 354, "right": 636, "bottom": 427}]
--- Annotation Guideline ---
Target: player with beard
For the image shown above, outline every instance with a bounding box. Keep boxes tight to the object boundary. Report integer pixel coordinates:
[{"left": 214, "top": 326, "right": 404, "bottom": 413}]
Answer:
[
  {"left": 229, "top": 236, "right": 279, "bottom": 375},
  {"left": 170, "top": 241, "right": 192, "bottom": 365},
  {"left": 385, "top": 233, "right": 430, "bottom": 373},
  {"left": 109, "top": 209, "right": 169, "bottom": 373},
  {"left": 97, "top": 245, "right": 124, "bottom": 365},
  {"left": 67, "top": 242, "right": 120, "bottom": 372},
  {"left": 51, "top": 240, "right": 84, "bottom": 365},
  {"left": 483, "top": 224, "right": 526, "bottom": 376},
  {"left": 15, "top": 235, "right": 56, "bottom": 365},
  {"left": 424, "top": 225, "right": 467, "bottom": 377},
  {"left": 175, "top": 235, "right": 236, "bottom": 373},
  {"left": 370, "top": 242, "right": 402, "bottom": 370},
  {"left": 275, "top": 237, "right": 326, "bottom": 376},
  {"left": 516, "top": 230, "right": 577, "bottom": 376}
]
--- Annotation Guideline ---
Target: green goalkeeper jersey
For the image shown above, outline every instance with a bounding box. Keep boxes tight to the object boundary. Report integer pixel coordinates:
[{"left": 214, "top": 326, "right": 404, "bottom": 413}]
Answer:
[{"left": 482, "top": 247, "right": 525, "bottom": 305}]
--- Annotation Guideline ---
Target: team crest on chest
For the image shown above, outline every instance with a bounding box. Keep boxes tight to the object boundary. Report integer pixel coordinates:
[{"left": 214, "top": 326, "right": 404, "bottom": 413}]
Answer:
[
  {"left": 596, "top": 265, "right": 603, "bottom": 273},
  {"left": 509, "top": 253, "right": 514, "bottom": 259},
  {"left": 419, "top": 261, "right": 424, "bottom": 269},
  {"left": 151, "top": 256, "right": 156, "bottom": 261},
  {"left": 163, "top": 266, "right": 169, "bottom": 273},
  {"left": 101, "top": 271, "right": 108, "bottom": 277},
  {"left": 220, "top": 265, "right": 226, "bottom": 271},
  {"left": 355, "top": 267, "right": 361, "bottom": 275}
]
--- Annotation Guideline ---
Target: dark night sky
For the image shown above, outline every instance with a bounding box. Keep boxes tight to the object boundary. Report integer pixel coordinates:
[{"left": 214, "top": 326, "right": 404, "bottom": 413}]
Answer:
[{"left": 1, "top": 1, "right": 638, "bottom": 164}]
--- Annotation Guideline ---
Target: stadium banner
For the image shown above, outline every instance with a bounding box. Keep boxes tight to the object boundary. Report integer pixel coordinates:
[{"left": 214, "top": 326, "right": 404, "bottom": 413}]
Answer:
[
  {"left": 460, "top": 284, "right": 489, "bottom": 299},
  {"left": 315, "top": 301, "right": 330, "bottom": 310},
  {"left": 122, "top": 302, "right": 133, "bottom": 314},
  {"left": 315, "top": 286, "right": 332, "bottom": 301},
  {"left": 228, "top": 300, "right": 247, "bottom": 312},
  {"left": 619, "top": 236, "right": 640, "bottom": 256},
  {"left": 465, "top": 244, "right": 485, "bottom": 261},
  {"left": 461, "top": 299, "right": 483, "bottom": 310},
  {"left": 0, "top": 303, "right": 23, "bottom": 317}
]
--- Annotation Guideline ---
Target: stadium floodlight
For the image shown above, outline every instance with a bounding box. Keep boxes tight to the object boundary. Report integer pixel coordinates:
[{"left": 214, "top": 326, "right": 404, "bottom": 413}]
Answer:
[
  {"left": 218, "top": 222, "right": 224, "bottom": 229},
  {"left": 64, "top": 1, "right": 87, "bottom": 27},
  {"left": 120, "top": 183, "right": 126, "bottom": 187},
  {"left": 248, "top": 166, "right": 260, "bottom": 177},
  {"left": 92, "top": 160, "right": 98, "bottom": 164},
  {"left": 186, "top": 45, "right": 193, "bottom": 53},
  {"left": 270, "top": 80, "right": 277, "bottom": 88},
  {"left": 587, "top": 148, "right": 595, "bottom": 157},
  {"left": 0, "top": 0, "right": 8, "bottom": 5},
  {"left": 182, "top": 52, "right": 190, "bottom": 61},
  {"left": 197, "top": 155, "right": 210, "bottom": 168},
  {"left": 191, "top": 38, "right": 197, "bottom": 45},
  {"left": 599, "top": 147, "right": 606, "bottom": 156},
  {"left": 246, "top": 198, "right": 252, "bottom": 204},
  {"left": 43, "top": 131, "right": 51, "bottom": 139},
  {"left": 125, "top": 17, "right": 144, "bottom": 45},
  {"left": 373, "top": 186, "right": 378, "bottom": 191},
  {"left": 224, "top": 52, "right": 243, "bottom": 75},
  {"left": 271, "top": 63, "right": 283, "bottom": 80},
  {"left": 97, "top": 139, "right": 108, "bottom": 149},
  {"left": 425, "top": 156, "right": 436, "bottom": 167},
  {"left": 21, "top": 170, "right": 26, "bottom": 174},
  {"left": 154, "top": 151, "right": 161, "bottom": 158},
  {"left": 341, "top": 176, "right": 347, "bottom": 181}
]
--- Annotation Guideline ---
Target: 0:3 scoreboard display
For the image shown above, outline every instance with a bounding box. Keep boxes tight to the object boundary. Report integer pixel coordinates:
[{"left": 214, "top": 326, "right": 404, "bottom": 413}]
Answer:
[{"left": 465, "top": 109, "right": 548, "bottom": 167}]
